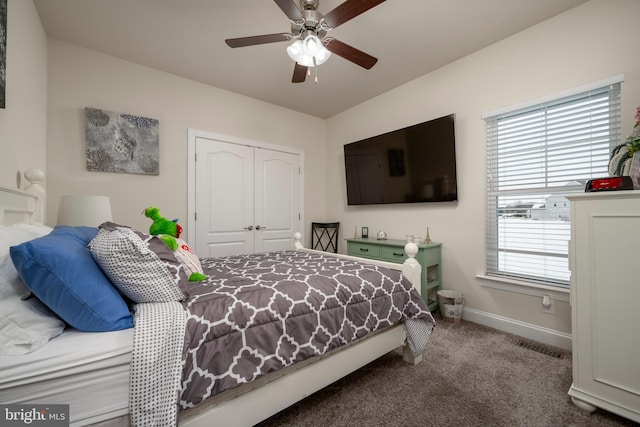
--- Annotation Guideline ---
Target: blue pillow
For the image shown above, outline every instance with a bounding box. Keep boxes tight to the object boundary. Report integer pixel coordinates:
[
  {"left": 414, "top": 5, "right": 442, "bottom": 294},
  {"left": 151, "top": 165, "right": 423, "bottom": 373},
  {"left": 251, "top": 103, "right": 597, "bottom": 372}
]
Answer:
[{"left": 10, "top": 226, "right": 134, "bottom": 332}]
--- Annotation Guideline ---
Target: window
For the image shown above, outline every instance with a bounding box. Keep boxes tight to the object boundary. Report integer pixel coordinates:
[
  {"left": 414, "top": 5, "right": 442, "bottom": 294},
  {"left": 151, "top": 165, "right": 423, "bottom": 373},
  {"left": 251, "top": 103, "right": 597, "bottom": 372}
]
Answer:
[{"left": 484, "top": 79, "right": 622, "bottom": 287}]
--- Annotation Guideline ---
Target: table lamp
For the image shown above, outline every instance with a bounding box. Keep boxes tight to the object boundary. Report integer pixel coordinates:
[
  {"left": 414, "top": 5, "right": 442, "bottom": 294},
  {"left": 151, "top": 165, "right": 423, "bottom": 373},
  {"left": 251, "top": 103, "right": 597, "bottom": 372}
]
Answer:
[{"left": 57, "top": 195, "right": 113, "bottom": 227}]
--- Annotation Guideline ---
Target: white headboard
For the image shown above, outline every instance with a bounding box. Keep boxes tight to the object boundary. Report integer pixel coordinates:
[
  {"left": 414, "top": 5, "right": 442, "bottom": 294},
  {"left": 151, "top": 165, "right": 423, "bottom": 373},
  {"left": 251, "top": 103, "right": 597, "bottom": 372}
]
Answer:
[{"left": 0, "top": 169, "right": 45, "bottom": 225}]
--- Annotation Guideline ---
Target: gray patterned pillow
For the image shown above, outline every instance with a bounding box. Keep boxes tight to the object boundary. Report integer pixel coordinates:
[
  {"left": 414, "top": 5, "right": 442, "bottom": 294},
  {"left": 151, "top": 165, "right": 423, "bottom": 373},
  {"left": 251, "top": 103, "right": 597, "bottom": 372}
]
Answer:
[{"left": 89, "top": 222, "right": 187, "bottom": 303}]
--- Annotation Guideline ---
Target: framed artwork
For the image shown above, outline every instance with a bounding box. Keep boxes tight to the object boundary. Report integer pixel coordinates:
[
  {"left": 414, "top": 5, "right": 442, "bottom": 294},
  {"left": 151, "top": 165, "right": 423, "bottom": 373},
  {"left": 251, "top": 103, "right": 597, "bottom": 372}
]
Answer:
[
  {"left": 0, "top": 0, "right": 7, "bottom": 109},
  {"left": 85, "top": 107, "right": 159, "bottom": 175},
  {"left": 361, "top": 227, "right": 368, "bottom": 238}
]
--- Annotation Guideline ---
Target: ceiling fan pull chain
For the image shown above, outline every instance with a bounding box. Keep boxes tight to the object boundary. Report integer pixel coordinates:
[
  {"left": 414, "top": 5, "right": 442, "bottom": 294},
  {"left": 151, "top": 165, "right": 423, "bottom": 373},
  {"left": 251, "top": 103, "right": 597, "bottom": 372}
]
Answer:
[{"left": 314, "top": 56, "right": 318, "bottom": 83}]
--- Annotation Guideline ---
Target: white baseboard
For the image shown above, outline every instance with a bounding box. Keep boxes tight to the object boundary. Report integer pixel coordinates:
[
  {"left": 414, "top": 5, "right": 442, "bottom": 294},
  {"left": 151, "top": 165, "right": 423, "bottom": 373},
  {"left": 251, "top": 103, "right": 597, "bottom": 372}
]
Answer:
[{"left": 461, "top": 307, "right": 572, "bottom": 351}]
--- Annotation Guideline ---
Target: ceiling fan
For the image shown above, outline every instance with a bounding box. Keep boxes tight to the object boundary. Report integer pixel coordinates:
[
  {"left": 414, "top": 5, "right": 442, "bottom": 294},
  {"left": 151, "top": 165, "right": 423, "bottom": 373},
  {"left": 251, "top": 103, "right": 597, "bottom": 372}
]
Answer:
[{"left": 225, "top": 0, "right": 385, "bottom": 83}]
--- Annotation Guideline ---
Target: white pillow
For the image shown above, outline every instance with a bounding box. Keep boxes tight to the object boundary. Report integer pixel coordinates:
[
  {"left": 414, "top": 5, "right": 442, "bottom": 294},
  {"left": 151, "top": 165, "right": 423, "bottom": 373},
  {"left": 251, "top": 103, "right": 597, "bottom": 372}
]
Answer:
[
  {"left": 0, "top": 224, "right": 53, "bottom": 298},
  {"left": 12, "top": 223, "right": 54, "bottom": 237},
  {"left": 0, "top": 223, "right": 64, "bottom": 355},
  {"left": 0, "top": 224, "right": 47, "bottom": 255},
  {"left": 0, "top": 254, "right": 30, "bottom": 300}
]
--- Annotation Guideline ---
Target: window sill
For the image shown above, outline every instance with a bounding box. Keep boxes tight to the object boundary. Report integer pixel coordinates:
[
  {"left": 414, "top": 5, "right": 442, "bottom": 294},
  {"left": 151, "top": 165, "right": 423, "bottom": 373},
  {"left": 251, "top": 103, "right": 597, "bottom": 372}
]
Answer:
[{"left": 475, "top": 274, "right": 570, "bottom": 302}]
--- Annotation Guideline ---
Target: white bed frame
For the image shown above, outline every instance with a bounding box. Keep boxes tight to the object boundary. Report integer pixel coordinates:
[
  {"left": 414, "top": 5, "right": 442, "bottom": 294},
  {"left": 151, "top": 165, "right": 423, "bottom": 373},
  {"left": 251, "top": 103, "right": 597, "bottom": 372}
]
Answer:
[
  {"left": 0, "top": 171, "right": 425, "bottom": 427},
  {"left": 0, "top": 169, "right": 45, "bottom": 225}
]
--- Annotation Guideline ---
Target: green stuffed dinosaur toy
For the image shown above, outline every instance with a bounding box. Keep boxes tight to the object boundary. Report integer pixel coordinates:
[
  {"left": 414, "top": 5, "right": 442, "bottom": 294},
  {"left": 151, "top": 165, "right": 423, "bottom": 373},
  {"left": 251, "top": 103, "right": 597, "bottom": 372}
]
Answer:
[{"left": 144, "top": 206, "right": 206, "bottom": 282}]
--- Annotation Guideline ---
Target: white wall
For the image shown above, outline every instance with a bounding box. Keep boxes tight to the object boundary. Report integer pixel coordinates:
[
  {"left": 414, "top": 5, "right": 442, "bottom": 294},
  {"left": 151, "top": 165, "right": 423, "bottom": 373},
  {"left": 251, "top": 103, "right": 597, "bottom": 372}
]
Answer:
[
  {"left": 46, "top": 39, "right": 327, "bottom": 236},
  {"left": 0, "top": 0, "right": 47, "bottom": 189},
  {"left": 325, "top": 0, "right": 640, "bottom": 335}
]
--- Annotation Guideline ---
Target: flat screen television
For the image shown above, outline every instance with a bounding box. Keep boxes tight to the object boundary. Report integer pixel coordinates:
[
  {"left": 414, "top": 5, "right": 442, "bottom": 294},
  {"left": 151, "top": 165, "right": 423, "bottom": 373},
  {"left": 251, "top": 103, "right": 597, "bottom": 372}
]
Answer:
[{"left": 344, "top": 114, "right": 457, "bottom": 205}]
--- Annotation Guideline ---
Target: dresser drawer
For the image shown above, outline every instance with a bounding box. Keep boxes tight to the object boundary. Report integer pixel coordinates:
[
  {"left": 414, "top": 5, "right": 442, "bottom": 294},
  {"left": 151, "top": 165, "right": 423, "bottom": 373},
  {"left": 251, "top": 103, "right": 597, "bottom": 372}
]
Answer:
[
  {"left": 347, "top": 242, "right": 381, "bottom": 259},
  {"left": 380, "top": 246, "right": 407, "bottom": 263}
]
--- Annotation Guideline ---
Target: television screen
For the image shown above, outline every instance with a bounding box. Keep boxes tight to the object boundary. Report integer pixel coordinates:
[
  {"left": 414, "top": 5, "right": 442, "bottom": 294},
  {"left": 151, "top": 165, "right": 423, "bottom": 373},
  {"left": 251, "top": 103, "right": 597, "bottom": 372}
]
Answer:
[{"left": 344, "top": 114, "right": 457, "bottom": 205}]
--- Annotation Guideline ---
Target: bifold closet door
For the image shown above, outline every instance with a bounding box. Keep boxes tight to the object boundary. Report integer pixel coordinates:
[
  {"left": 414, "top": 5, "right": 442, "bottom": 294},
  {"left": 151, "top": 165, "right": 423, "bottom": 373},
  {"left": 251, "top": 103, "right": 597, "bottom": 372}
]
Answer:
[
  {"left": 253, "top": 147, "right": 300, "bottom": 253},
  {"left": 194, "top": 137, "right": 300, "bottom": 257},
  {"left": 195, "top": 138, "right": 254, "bottom": 257}
]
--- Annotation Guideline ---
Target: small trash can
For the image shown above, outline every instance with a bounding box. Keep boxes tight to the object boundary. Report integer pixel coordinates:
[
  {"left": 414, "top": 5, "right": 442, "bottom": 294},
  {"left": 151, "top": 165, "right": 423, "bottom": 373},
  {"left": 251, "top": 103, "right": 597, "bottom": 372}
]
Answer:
[{"left": 437, "top": 290, "right": 464, "bottom": 324}]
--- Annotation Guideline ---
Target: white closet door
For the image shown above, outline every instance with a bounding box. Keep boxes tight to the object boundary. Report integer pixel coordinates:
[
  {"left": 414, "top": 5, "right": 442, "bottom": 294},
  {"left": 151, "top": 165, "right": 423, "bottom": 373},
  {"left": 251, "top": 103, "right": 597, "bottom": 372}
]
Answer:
[
  {"left": 193, "top": 135, "right": 301, "bottom": 257},
  {"left": 254, "top": 148, "right": 300, "bottom": 253},
  {"left": 195, "top": 137, "right": 254, "bottom": 257}
]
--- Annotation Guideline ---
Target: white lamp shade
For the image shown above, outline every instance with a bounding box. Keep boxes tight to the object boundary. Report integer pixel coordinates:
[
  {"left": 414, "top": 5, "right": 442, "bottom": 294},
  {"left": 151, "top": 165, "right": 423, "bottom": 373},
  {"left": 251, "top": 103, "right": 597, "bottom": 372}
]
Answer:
[
  {"left": 57, "top": 195, "right": 113, "bottom": 227},
  {"left": 287, "top": 40, "right": 305, "bottom": 63},
  {"left": 314, "top": 46, "right": 331, "bottom": 65},
  {"left": 302, "top": 35, "right": 321, "bottom": 56}
]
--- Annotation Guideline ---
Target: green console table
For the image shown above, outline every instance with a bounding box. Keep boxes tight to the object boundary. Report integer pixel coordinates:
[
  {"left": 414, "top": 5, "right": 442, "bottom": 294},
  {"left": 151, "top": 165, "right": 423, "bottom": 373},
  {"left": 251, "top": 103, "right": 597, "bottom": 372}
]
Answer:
[{"left": 345, "top": 238, "right": 441, "bottom": 311}]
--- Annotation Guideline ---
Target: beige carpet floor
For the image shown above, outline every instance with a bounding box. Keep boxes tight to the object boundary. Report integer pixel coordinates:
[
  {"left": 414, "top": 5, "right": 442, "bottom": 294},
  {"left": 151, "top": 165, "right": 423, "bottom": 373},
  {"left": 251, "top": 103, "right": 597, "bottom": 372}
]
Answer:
[{"left": 255, "top": 316, "right": 638, "bottom": 426}]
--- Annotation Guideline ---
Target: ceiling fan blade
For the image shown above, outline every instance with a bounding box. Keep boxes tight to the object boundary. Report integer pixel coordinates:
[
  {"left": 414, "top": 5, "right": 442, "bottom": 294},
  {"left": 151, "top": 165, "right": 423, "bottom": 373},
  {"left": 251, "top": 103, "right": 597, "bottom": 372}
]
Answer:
[
  {"left": 274, "top": 0, "right": 304, "bottom": 21},
  {"left": 225, "top": 33, "right": 291, "bottom": 48},
  {"left": 292, "top": 63, "right": 308, "bottom": 83},
  {"left": 322, "top": 0, "right": 386, "bottom": 29},
  {"left": 325, "top": 38, "right": 378, "bottom": 69}
]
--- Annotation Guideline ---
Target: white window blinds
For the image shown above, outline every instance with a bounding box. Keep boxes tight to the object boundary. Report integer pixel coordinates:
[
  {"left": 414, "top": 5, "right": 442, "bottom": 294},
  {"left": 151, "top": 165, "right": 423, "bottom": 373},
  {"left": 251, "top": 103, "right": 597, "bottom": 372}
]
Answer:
[{"left": 484, "top": 81, "right": 622, "bottom": 286}]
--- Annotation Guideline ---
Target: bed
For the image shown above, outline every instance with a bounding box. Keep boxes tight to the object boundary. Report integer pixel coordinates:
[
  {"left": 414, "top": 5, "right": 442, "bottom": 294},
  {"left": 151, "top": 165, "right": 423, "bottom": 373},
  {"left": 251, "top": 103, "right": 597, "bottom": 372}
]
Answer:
[{"left": 0, "top": 170, "right": 435, "bottom": 427}]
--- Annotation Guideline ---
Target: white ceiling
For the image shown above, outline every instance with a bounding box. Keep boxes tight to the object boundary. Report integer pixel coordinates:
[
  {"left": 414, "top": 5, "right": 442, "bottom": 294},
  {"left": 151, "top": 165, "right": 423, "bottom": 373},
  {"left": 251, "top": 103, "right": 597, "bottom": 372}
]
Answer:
[{"left": 33, "top": 0, "right": 588, "bottom": 119}]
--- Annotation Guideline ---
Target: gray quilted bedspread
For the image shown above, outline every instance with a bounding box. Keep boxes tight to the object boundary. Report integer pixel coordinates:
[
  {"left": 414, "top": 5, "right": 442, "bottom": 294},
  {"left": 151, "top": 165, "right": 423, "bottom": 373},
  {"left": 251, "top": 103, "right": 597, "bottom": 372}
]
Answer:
[{"left": 178, "top": 250, "right": 435, "bottom": 409}]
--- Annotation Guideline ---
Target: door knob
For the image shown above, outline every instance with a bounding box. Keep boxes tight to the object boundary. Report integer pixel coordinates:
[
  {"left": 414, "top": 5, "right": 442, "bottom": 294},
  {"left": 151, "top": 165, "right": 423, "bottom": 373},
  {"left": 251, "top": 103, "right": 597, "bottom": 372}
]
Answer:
[
  {"left": 244, "top": 225, "right": 253, "bottom": 230},
  {"left": 255, "top": 225, "right": 265, "bottom": 230}
]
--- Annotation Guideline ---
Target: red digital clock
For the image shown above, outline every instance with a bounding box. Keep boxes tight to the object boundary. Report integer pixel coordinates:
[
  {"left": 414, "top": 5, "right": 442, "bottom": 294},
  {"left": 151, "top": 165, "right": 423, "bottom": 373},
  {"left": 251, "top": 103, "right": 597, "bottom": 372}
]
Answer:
[{"left": 585, "top": 176, "right": 634, "bottom": 192}]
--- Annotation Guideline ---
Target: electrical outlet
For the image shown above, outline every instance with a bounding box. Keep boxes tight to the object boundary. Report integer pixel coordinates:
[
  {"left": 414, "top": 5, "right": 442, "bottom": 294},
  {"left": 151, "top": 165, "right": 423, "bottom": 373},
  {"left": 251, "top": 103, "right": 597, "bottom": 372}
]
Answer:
[{"left": 542, "top": 294, "right": 555, "bottom": 314}]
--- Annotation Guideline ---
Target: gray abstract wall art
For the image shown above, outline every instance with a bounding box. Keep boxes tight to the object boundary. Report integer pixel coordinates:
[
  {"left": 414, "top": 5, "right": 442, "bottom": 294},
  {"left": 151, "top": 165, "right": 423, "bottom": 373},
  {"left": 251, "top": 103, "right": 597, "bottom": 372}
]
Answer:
[{"left": 85, "top": 107, "right": 159, "bottom": 175}]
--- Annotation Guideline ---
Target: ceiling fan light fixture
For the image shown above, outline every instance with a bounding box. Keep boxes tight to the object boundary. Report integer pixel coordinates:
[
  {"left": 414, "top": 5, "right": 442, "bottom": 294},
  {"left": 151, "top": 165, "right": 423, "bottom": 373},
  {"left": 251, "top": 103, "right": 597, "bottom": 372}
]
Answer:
[
  {"left": 302, "top": 34, "right": 321, "bottom": 56},
  {"left": 299, "top": 54, "right": 314, "bottom": 67},
  {"left": 314, "top": 46, "right": 331, "bottom": 64},
  {"left": 286, "top": 40, "right": 304, "bottom": 62},
  {"left": 287, "top": 38, "right": 331, "bottom": 67}
]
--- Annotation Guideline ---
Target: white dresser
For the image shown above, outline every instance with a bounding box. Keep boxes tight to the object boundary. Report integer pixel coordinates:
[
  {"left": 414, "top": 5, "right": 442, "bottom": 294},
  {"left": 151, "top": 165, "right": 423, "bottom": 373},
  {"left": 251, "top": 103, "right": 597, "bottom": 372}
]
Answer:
[{"left": 567, "top": 190, "right": 640, "bottom": 423}]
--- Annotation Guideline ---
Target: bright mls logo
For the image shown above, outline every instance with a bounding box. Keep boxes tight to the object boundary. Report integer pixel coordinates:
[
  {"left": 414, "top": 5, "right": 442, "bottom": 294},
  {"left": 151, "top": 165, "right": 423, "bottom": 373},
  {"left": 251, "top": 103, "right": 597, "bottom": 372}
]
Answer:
[{"left": 1, "top": 405, "right": 69, "bottom": 426}]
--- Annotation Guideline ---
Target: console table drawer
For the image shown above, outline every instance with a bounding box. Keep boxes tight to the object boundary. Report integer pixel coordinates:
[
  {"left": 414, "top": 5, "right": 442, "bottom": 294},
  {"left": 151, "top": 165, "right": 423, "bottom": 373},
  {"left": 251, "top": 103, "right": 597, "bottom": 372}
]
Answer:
[
  {"left": 380, "top": 246, "right": 407, "bottom": 262},
  {"left": 348, "top": 242, "right": 381, "bottom": 259}
]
